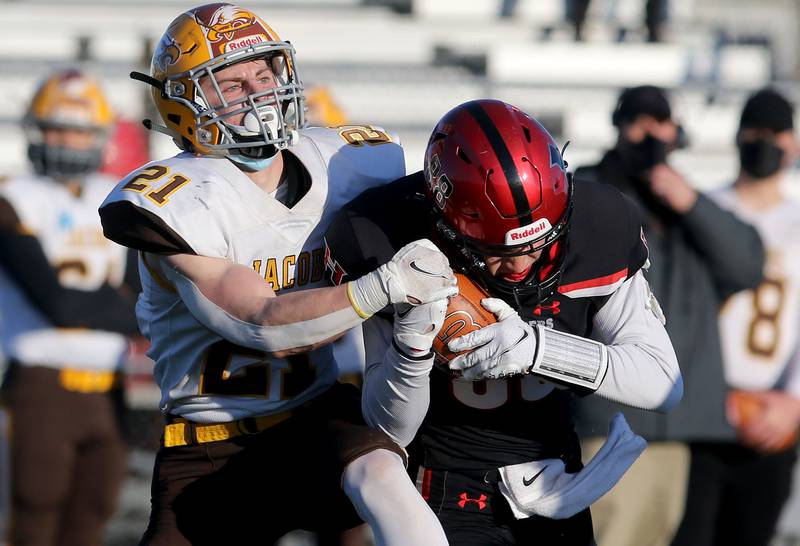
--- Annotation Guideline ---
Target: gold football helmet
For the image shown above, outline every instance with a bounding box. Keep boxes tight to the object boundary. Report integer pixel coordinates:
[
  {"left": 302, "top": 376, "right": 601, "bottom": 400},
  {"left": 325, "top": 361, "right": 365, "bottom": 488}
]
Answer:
[
  {"left": 24, "top": 69, "right": 113, "bottom": 180},
  {"left": 133, "top": 2, "right": 305, "bottom": 160}
]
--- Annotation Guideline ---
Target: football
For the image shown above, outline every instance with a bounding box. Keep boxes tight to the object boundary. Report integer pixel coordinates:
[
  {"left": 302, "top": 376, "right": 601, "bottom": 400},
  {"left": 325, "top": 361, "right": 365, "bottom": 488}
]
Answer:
[
  {"left": 729, "top": 390, "right": 798, "bottom": 452},
  {"left": 432, "top": 273, "right": 497, "bottom": 367}
]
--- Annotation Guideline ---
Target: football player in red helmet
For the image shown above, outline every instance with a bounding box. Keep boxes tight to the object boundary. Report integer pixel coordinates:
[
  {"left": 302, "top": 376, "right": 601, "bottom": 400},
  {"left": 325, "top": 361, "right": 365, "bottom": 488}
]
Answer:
[
  {"left": 326, "top": 99, "right": 683, "bottom": 544},
  {"left": 424, "top": 100, "right": 572, "bottom": 308}
]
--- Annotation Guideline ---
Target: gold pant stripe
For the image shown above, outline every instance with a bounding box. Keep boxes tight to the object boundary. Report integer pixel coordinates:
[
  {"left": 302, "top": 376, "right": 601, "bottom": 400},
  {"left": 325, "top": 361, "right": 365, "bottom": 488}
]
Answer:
[
  {"left": 163, "top": 411, "right": 293, "bottom": 448},
  {"left": 58, "top": 369, "right": 123, "bottom": 393}
]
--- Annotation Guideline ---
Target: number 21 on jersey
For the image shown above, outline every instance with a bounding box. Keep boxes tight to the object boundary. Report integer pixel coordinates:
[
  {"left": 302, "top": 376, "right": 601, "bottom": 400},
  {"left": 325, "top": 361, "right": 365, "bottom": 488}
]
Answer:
[
  {"left": 199, "top": 339, "right": 316, "bottom": 400},
  {"left": 122, "top": 165, "right": 190, "bottom": 206}
]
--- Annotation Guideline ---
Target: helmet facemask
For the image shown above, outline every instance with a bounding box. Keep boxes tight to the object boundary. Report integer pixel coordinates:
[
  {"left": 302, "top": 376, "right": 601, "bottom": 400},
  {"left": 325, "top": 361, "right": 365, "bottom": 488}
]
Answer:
[
  {"left": 436, "top": 185, "right": 573, "bottom": 309},
  {"left": 26, "top": 138, "right": 104, "bottom": 181},
  {"left": 24, "top": 101, "right": 109, "bottom": 181},
  {"left": 163, "top": 42, "right": 304, "bottom": 158}
]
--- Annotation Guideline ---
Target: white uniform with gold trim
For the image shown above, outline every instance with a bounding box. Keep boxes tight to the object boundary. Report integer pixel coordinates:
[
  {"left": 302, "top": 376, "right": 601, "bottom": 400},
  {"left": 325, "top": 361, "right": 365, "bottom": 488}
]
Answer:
[
  {"left": 0, "top": 173, "right": 129, "bottom": 371},
  {"left": 712, "top": 187, "right": 800, "bottom": 396},
  {"left": 100, "top": 126, "right": 404, "bottom": 423}
]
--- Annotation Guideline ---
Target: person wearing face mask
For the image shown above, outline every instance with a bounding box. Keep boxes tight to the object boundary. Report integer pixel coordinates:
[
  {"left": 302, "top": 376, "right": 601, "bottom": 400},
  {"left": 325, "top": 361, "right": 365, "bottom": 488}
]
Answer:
[
  {"left": 671, "top": 88, "right": 800, "bottom": 546},
  {"left": 571, "top": 85, "right": 766, "bottom": 546}
]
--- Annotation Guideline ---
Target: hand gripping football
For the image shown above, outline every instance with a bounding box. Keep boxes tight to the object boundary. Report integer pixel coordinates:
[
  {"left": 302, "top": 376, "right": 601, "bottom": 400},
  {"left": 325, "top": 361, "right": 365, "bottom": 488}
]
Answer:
[{"left": 432, "top": 273, "right": 497, "bottom": 367}]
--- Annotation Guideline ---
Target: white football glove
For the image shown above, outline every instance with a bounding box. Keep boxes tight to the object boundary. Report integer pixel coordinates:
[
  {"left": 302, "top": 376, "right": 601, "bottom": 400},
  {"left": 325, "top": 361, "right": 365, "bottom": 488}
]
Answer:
[
  {"left": 448, "top": 298, "right": 537, "bottom": 381},
  {"left": 393, "top": 299, "right": 449, "bottom": 358},
  {"left": 349, "top": 239, "right": 458, "bottom": 317}
]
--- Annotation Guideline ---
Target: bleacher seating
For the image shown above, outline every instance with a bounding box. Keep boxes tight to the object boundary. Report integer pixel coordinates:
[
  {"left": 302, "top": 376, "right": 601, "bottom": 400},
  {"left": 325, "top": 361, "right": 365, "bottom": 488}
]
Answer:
[
  {"left": 3, "top": 3, "right": 800, "bottom": 545},
  {"left": 0, "top": 0, "right": 794, "bottom": 188}
]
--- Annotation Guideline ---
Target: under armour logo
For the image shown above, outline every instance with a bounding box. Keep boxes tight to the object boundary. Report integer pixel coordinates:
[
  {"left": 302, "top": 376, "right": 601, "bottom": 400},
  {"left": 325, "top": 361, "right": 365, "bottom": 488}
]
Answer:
[
  {"left": 457, "top": 492, "right": 487, "bottom": 510},
  {"left": 533, "top": 300, "right": 560, "bottom": 316}
]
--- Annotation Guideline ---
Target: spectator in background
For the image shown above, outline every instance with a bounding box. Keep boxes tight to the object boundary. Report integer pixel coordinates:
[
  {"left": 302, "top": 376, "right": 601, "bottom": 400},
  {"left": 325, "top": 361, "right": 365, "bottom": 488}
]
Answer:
[
  {"left": 672, "top": 88, "right": 800, "bottom": 546},
  {"left": 0, "top": 69, "right": 140, "bottom": 546},
  {"left": 573, "top": 85, "right": 765, "bottom": 546},
  {"left": 499, "top": 0, "right": 518, "bottom": 18},
  {"left": 566, "top": 0, "right": 668, "bottom": 42}
]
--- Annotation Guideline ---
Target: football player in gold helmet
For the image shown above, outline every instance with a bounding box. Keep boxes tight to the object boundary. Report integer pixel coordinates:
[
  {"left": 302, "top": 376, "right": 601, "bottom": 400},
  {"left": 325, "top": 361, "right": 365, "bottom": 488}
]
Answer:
[
  {"left": 101, "top": 3, "right": 453, "bottom": 545},
  {"left": 24, "top": 69, "right": 113, "bottom": 182},
  {"left": 132, "top": 2, "right": 304, "bottom": 169},
  {"left": 0, "top": 68, "right": 140, "bottom": 546}
]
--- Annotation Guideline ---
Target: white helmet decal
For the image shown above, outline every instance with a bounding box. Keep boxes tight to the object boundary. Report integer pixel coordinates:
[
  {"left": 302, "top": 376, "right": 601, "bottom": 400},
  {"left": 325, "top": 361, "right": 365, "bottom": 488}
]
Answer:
[{"left": 504, "top": 218, "right": 553, "bottom": 245}]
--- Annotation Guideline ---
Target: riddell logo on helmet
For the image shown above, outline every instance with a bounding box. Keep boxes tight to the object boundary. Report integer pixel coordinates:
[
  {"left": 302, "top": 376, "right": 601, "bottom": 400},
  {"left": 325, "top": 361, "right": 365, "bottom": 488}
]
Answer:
[
  {"left": 225, "top": 34, "right": 267, "bottom": 52},
  {"left": 505, "top": 219, "right": 552, "bottom": 245}
]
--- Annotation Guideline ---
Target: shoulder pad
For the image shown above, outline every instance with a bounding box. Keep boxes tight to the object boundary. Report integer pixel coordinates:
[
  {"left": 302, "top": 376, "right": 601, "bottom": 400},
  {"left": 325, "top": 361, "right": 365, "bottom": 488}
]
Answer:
[
  {"left": 302, "top": 125, "right": 405, "bottom": 183},
  {"left": 559, "top": 181, "right": 647, "bottom": 298},
  {"left": 99, "top": 154, "right": 232, "bottom": 256},
  {"left": 324, "top": 171, "right": 429, "bottom": 285},
  {"left": 0, "top": 175, "right": 59, "bottom": 234}
]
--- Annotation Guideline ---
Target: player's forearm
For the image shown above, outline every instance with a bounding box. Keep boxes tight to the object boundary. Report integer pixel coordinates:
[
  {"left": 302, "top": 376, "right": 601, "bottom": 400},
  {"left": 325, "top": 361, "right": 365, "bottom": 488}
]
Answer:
[
  {"left": 362, "top": 342, "right": 433, "bottom": 447},
  {"left": 159, "top": 238, "right": 456, "bottom": 355},
  {"left": 596, "top": 343, "right": 683, "bottom": 412},
  {"left": 0, "top": 230, "right": 139, "bottom": 334},
  {"left": 253, "top": 284, "right": 352, "bottom": 325},
  {"left": 160, "top": 256, "right": 364, "bottom": 354}
]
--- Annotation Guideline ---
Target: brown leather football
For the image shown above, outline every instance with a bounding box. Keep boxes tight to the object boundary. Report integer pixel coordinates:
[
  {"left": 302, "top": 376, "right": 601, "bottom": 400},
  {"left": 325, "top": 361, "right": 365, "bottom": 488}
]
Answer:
[{"left": 432, "top": 273, "right": 497, "bottom": 366}]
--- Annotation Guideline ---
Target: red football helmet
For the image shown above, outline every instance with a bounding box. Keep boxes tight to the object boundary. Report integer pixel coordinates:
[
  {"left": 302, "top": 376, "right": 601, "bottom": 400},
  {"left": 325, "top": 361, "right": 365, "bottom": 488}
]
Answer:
[{"left": 424, "top": 99, "right": 572, "bottom": 305}]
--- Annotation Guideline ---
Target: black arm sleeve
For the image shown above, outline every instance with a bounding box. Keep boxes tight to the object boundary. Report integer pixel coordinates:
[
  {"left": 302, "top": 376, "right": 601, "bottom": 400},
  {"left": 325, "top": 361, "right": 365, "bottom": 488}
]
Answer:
[{"left": 0, "top": 198, "right": 140, "bottom": 335}]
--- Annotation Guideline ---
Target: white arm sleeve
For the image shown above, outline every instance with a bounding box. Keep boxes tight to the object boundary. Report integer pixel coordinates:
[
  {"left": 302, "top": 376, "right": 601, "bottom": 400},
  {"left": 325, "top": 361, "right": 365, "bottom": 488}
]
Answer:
[
  {"left": 592, "top": 271, "right": 683, "bottom": 412},
  {"left": 161, "top": 265, "right": 363, "bottom": 353},
  {"left": 361, "top": 316, "right": 432, "bottom": 447}
]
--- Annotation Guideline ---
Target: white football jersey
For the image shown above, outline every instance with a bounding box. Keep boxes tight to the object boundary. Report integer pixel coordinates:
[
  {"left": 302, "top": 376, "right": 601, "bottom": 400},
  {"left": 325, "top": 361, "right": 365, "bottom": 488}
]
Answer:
[
  {"left": 0, "top": 173, "right": 129, "bottom": 371},
  {"left": 712, "top": 186, "right": 800, "bottom": 394},
  {"left": 100, "top": 126, "right": 404, "bottom": 422}
]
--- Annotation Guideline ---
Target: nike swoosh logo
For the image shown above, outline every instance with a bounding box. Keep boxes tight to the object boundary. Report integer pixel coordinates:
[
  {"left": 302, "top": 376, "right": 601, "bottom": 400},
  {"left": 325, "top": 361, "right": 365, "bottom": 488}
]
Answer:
[
  {"left": 396, "top": 306, "right": 413, "bottom": 319},
  {"left": 497, "top": 329, "right": 529, "bottom": 358},
  {"left": 523, "top": 465, "right": 547, "bottom": 487},
  {"left": 409, "top": 260, "right": 448, "bottom": 278}
]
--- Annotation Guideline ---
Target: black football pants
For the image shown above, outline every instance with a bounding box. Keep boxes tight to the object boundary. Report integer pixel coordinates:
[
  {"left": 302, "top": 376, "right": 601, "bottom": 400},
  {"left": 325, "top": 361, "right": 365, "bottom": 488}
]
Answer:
[
  {"left": 672, "top": 441, "right": 797, "bottom": 546},
  {"left": 420, "top": 466, "right": 595, "bottom": 545}
]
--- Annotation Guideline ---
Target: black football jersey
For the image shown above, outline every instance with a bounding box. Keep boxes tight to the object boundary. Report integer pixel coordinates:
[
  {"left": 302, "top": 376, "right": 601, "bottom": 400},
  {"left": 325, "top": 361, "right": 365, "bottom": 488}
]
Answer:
[{"left": 324, "top": 171, "right": 648, "bottom": 471}]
